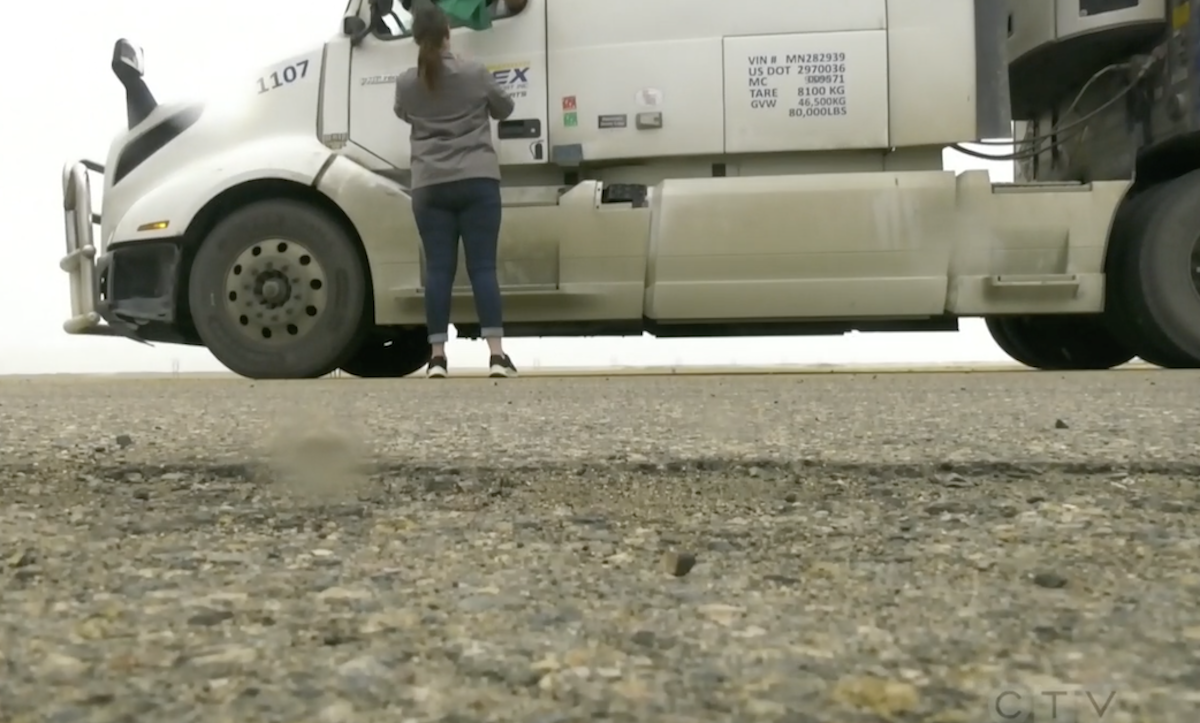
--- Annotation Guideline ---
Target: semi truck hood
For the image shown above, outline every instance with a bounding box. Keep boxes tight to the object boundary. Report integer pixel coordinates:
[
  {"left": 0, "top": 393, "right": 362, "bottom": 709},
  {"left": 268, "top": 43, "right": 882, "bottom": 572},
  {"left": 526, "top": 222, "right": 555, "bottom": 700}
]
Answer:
[
  {"left": 97, "top": 42, "right": 326, "bottom": 246},
  {"left": 102, "top": 42, "right": 327, "bottom": 184}
]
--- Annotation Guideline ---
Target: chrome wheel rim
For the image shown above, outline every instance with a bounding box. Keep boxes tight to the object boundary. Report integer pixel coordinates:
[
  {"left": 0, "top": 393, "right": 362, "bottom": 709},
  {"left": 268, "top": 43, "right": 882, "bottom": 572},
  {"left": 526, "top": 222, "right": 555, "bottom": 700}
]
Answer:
[{"left": 224, "top": 238, "right": 327, "bottom": 342}]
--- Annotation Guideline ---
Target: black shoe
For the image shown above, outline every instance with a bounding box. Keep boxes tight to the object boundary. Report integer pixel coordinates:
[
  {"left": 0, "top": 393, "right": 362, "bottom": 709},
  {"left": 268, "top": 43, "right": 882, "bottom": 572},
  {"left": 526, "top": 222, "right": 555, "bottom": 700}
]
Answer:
[
  {"left": 426, "top": 356, "right": 448, "bottom": 378},
  {"left": 488, "top": 354, "right": 517, "bottom": 378}
]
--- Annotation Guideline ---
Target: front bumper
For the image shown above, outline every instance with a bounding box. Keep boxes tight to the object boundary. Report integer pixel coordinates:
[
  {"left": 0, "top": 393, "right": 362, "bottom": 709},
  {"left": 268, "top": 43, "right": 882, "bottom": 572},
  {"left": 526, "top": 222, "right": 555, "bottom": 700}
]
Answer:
[
  {"left": 60, "top": 159, "right": 182, "bottom": 343},
  {"left": 60, "top": 159, "right": 121, "bottom": 336}
]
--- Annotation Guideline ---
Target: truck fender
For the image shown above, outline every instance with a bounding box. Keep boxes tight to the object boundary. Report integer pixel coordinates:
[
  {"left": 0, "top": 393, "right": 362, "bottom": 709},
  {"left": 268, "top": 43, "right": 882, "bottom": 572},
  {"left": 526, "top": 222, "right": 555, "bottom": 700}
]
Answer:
[
  {"left": 314, "top": 154, "right": 425, "bottom": 325},
  {"left": 108, "top": 135, "right": 333, "bottom": 244}
]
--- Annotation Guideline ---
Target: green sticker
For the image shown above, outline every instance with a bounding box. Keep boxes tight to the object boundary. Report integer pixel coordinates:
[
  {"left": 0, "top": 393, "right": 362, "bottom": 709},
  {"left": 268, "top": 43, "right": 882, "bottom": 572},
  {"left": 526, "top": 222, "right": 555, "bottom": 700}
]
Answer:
[{"left": 563, "top": 111, "right": 577, "bottom": 127}]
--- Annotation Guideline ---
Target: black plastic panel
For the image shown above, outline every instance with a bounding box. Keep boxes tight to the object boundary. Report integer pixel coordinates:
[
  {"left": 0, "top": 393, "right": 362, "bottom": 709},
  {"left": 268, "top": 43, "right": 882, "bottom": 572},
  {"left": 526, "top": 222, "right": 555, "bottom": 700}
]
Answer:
[
  {"left": 112, "top": 104, "right": 203, "bottom": 184},
  {"left": 1081, "top": 0, "right": 1141, "bottom": 15},
  {"left": 498, "top": 118, "right": 541, "bottom": 139}
]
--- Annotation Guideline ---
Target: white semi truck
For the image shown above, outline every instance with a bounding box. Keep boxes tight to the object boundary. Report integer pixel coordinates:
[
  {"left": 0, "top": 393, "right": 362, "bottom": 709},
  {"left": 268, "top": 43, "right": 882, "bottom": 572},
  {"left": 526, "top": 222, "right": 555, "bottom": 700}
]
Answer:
[{"left": 60, "top": 0, "right": 1200, "bottom": 378}]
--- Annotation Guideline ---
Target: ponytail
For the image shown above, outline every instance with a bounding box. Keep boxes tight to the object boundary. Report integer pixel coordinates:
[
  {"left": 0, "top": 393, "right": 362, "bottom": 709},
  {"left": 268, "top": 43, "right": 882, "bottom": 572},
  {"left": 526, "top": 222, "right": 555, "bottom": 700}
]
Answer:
[
  {"left": 417, "top": 41, "right": 443, "bottom": 90},
  {"left": 412, "top": 0, "right": 449, "bottom": 91}
]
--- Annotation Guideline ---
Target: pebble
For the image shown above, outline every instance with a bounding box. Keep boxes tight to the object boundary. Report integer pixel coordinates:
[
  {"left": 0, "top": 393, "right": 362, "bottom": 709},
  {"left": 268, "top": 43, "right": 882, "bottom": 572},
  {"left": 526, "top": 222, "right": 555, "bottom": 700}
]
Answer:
[
  {"left": 661, "top": 550, "right": 697, "bottom": 577},
  {"left": 1032, "top": 570, "right": 1069, "bottom": 589}
]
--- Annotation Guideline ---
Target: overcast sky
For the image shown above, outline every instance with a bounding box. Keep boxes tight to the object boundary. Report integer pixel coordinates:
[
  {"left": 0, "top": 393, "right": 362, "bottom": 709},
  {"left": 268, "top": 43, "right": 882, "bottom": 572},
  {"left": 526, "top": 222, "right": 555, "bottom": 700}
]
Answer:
[{"left": 0, "top": 0, "right": 1017, "bottom": 374}]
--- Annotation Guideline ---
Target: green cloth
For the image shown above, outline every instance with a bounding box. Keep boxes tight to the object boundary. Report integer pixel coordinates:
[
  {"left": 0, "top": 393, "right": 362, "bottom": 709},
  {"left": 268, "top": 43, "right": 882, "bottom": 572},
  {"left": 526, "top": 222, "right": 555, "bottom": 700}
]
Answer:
[{"left": 438, "top": 0, "right": 493, "bottom": 31}]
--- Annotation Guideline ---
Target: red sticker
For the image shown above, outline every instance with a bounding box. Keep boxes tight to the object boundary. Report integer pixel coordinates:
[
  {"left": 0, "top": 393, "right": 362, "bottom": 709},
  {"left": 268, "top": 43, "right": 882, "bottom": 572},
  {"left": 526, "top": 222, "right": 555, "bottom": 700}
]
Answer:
[{"left": 562, "top": 95, "right": 576, "bottom": 110}]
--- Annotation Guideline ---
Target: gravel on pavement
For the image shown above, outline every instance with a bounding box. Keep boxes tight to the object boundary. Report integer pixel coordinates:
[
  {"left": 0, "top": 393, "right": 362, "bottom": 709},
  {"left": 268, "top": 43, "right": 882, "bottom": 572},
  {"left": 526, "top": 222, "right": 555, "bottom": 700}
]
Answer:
[{"left": 1, "top": 370, "right": 1199, "bottom": 723}]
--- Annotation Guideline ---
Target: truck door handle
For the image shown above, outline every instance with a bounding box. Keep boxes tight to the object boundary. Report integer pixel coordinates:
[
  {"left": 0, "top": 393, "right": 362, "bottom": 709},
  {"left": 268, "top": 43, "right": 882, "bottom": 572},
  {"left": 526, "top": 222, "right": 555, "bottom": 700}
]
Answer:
[{"left": 498, "top": 118, "right": 541, "bottom": 139}]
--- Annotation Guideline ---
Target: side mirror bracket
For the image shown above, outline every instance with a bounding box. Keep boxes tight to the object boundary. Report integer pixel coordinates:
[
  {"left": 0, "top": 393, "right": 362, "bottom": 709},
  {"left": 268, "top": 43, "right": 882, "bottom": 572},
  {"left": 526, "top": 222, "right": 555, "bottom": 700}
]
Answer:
[{"left": 110, "top": 39, "right": 157, "bottom": 129}]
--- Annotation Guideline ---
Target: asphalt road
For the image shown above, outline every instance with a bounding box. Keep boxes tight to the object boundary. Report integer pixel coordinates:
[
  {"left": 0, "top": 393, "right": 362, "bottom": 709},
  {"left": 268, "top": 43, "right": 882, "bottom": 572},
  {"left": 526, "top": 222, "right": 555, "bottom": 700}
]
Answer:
[{"left": 1, "top": 370, "right": 1198, "bottom": 722}]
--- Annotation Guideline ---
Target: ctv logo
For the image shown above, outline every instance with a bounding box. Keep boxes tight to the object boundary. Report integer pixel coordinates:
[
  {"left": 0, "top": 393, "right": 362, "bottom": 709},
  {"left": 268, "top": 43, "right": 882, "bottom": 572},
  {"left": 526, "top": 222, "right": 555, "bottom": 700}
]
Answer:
[
  {"left": 987, "top": 684, "right": 1119, "bottom": 722},
  {"left": 488, "top": 63, "right": 530, "bottom": 98}
]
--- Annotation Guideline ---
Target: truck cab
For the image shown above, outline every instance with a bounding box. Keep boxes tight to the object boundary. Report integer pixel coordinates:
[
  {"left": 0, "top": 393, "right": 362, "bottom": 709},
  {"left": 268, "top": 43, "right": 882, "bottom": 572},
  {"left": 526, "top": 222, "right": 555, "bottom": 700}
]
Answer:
[
  {"left": 350, "top": 0, "right": 547, "bottom": 174},
  {"left": 58, "top": 0, "right": 1200, "bottom": 378}
]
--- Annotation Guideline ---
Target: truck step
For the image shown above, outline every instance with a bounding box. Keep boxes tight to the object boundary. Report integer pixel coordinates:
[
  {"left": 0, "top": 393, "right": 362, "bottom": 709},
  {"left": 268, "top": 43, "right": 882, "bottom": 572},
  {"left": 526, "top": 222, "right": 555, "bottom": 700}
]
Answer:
[
  {"left": 393, "top": 284, "right": 562, "bottom": 299},
  {"left": 985, "top": 274, "right": 1081, "bottom": 294},
  {"left": 992, "top": 181, "right": 1089, "bottom": 193}
]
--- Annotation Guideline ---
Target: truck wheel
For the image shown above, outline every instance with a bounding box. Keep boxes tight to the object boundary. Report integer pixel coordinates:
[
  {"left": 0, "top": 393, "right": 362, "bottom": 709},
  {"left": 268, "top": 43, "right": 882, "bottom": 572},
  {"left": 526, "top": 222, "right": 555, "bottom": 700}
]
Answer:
[
  {"left": 188, "top": 199, "right": 368, "bottom": 379},
  {"left": 985, "top": 315, "right": 1134, "bottom": 370},
  {"left": 985, "top": 316, "right": 1040, "bottom": 366},
  {"left": 340, "top": 329, "right": 431, "bottom": 377},
  {"left": 1103, "top": 185, "right": 1184, "bottom": 367},
  {"left": 1105, "top": 175, "right": 1200, "bottom": 367}
]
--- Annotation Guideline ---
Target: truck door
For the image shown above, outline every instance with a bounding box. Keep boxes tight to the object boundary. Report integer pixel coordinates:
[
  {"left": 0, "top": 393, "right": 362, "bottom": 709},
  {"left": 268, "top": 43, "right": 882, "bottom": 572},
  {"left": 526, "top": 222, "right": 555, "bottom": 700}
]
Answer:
[{"left": 347, "top": 0, "right": 549, "bottom": 173}]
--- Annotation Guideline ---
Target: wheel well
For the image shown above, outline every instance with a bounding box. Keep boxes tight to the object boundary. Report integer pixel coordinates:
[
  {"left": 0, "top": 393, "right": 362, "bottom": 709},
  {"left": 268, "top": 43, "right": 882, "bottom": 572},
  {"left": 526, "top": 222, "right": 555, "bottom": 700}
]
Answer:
[
  {"left": 1130, "top": 135, "right": 1200, "bottom": 193},
  {"left": 176, "top": 178, "right": 374, "bottom": 342},
  {"left": 1103, "top": 139, "right": 1200, "bottom": 275}
]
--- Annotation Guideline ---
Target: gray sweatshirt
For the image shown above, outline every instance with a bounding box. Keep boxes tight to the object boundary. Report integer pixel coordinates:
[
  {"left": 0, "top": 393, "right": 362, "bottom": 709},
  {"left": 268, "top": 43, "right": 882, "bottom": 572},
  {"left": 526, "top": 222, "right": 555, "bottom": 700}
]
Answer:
[{"left": 393, "top": 50, "right": 516, "bottom": 189}]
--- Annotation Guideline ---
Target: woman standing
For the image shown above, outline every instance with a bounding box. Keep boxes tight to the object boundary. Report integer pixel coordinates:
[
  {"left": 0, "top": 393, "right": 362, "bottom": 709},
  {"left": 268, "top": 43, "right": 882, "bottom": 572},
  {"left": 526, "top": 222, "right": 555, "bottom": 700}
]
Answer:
[{"left": 393, "top": 0, "right": 518, "bottom": 378}]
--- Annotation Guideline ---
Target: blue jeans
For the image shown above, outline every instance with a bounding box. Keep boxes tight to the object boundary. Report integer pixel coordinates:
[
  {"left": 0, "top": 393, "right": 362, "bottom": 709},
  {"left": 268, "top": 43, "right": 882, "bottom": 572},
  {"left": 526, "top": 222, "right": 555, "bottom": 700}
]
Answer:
[{"left": 410, "top": 178, "right": 504, "bottom": 344}]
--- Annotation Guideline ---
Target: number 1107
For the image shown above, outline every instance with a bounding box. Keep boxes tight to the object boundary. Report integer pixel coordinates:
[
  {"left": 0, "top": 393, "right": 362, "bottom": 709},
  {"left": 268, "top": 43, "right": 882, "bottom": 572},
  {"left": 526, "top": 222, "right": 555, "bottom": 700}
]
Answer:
[{"left": 256, "top": 60, "right": 310, "bottom": 94}]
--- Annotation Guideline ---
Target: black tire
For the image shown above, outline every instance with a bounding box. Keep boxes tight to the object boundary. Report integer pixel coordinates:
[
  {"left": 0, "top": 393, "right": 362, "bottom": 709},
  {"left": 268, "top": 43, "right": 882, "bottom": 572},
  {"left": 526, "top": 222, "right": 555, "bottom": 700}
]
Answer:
[
  {"left": 1105, "top": 174, "right": 1200, "bottom": 367},
  {"left": 188, "top": 199, "right": 369, "bottom": 379},
  {"left": 985, "top": 316, "right": 1039, "bottom": 367},
  {"left": 1103, "top": 184, "right": 1190, "bottom": 366},
  {"left": 985, "top": 315, "right": 1134, "bottom": 370},
  {"left": 340, "top": 328, "right": 431, "bottom": 378}
]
